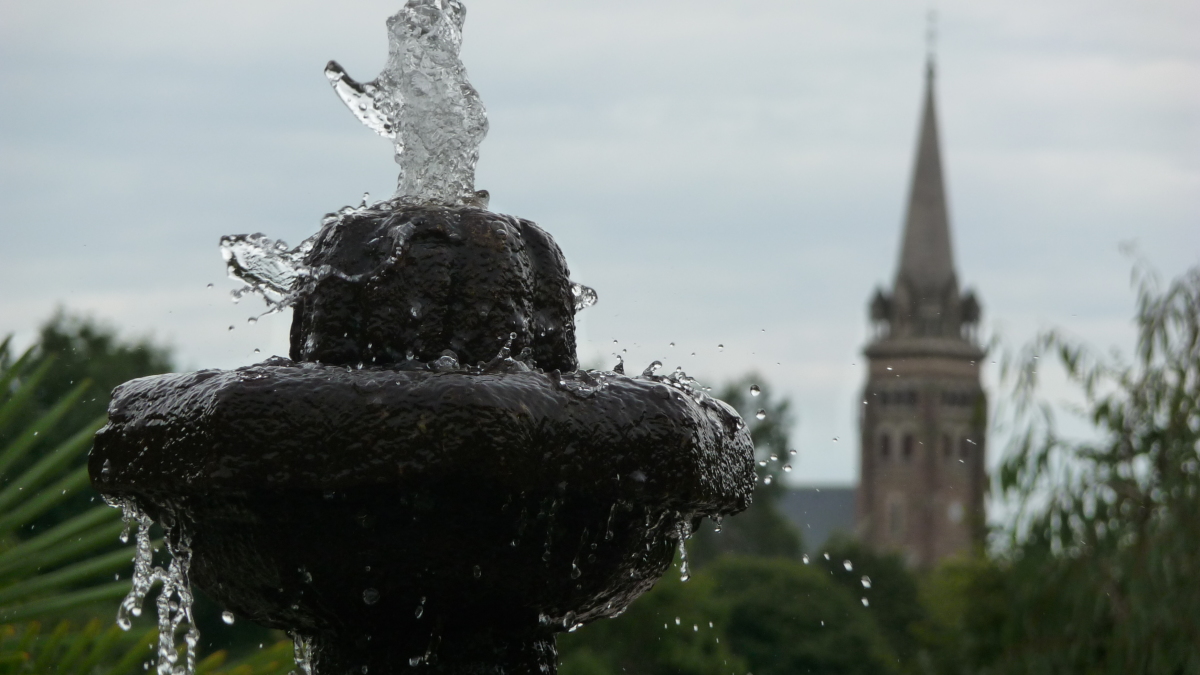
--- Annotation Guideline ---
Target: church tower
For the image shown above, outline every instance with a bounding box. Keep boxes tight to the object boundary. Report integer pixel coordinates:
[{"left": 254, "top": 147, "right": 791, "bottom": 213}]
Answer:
[{"left": 856, "top": 58, "right": 986, "bottom": 568}]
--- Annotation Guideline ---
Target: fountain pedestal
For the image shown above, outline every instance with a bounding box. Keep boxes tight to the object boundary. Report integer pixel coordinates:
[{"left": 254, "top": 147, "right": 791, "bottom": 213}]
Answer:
[{"left": 91, "top": 205, "right": 755, "bottom": 675}]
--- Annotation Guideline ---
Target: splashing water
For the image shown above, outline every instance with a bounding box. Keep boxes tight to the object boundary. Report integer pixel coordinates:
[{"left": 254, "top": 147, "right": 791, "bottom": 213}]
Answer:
[
  {"left": 112, "top": 498, "right": 200, "bottom": 675},
  {"left": 571, "top": 282, "right": 598, "bottom": 311},
  {"left": 326, "top": 0, "right": 488, "bottom": 205},
  {"left": 675, "top": 520, "right": 691, "bottom": 582},
  {"left": 220, "top": 233, "right": 316, "bottom": 314},
  {"left": 221, "top": 212, "right": 596, "bottom": 321},
  {"left": 292, "top": 634, "right": 314, "bottom": 675}
]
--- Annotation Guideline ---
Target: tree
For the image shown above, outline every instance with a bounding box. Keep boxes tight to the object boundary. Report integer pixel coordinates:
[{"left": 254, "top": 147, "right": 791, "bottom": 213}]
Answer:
[
  {"left": 963, "top": 264, "right": 1200, "bottom": 673},
  {"left": 688, "top": 374, "right": 803, "bottom": 567},
  {"left": 559, "top": 567, "right": 745, "bottom": 675},
  {"left": 707, "top": 556, "right": 899, "bottom": 675},
  {"left": 817, "top": 534, "right": 924, "bottom": 670}
]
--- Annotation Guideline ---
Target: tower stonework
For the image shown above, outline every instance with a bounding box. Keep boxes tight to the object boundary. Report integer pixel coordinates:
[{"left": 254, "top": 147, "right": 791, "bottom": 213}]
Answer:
[{"left": 856, "top": 61, "right": 986, "bottom": 568}]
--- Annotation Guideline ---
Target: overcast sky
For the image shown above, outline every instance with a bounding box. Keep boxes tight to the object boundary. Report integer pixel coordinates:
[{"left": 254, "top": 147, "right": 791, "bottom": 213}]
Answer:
[{"left": 1, "top": 0, "right": 1197, "bottom": 487}]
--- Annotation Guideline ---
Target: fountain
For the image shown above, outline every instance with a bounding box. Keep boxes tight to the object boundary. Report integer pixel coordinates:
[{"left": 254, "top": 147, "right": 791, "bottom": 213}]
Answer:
[{"left": 88, "top": 2, "right": 755, "bottom": 674}]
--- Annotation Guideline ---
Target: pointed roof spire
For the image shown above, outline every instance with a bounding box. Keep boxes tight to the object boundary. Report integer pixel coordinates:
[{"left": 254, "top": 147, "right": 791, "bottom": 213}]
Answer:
[{"left": 894, "top": 53, "right": 957, "bottom": 295}]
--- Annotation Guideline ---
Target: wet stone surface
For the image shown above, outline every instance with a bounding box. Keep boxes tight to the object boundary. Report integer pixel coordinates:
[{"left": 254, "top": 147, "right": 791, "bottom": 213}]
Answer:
[
  {"left": 91, "top": 361, "right": 755, "bottom": 674},
  {"left": 290, "top": 204, "right": 579, "bottom": 372}
]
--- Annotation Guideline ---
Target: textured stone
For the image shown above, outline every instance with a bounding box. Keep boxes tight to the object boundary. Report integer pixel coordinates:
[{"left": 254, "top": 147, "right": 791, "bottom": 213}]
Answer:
[
  {"left": 289, "top": 205, "right": 578, "bottom": 372},
  {"left": 91, "top": 361, "right": 755, "bottom": 674}
]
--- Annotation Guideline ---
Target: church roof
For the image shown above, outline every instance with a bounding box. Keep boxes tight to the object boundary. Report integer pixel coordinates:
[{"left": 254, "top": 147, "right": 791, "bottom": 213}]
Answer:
[{"left": 894, "top": 61, "right": 957, "bottom": 295}]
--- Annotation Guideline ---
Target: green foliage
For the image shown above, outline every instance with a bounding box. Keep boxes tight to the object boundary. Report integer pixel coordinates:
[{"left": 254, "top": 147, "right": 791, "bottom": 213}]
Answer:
[
  {"left": 562, "top": 554, "right": 900, "bottom": 675},
  {"left": 0, "top": 346, "right": 136, "bottom": 624},
  {"left": 967, "top": 265, "right": 1200, "bottom": 673},
  {"left": 18, "top": 312, "right": 173, "bottom": 449},
  {"left": 559, "top": 568, "right": 745, "bottom": 675},
  {"left": 689, "top": 375, "right": 803, "bottom": 567},
  {"left": 817, "top": 535, "right": 924, "bottom": 668},
  {"left": 707, "top": 556, "right": 898, "bottom": 675},
  {"left": 0, "top": 619, "right": 156, "bottom": 675},
  {"left": 0, "top": 620, "right": 294, "bottom": 675},
  {"left": 0, "top": 313, "right": 174, "bottom": 535}
]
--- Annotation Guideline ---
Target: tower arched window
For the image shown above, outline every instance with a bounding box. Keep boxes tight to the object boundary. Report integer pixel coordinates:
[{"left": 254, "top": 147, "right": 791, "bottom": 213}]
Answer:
[
  {"left": 879, "top": 434, "right": 891, "bottom": 460},
  {"left": 902, "top": 434, "right": 915, "bottom": 461}
]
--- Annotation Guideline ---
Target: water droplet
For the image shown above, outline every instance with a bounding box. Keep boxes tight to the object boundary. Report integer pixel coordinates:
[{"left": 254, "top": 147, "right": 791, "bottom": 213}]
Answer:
[
  {"left": 763, "top": 475, "right": 773, "bottom": 485},
  {"left": 750, "top": 384, "right": 761, "bottom": 397},
  {"left": 783, "top": 464, "right": 792, "bottom": 472},
  {"left": 693, "top": 624, "right": 698, "bottom": 632},
  {"left": 473, "top": 565, "right": 482, "bottom": 579},
  {"left": 843, "top": 560, "right": 853, "bottom": 571},
  {"left": 832, "top": 437, "right": 839, "bottom": 442},
  {"left": 361, "top": 191, "right": 370, "bottom": 206},
  {"left": 755, "top": 410, "right": 766, "bottom": 420},
  {"left": 717, "top": 344, "right": 724, "bottom": 351},
  {"left": 861, "top": 575, "right": 872, "bottom": 589},
  {"left": 669, "top": 342, "right": 675, "bottom": 347},
  {"left": 247, "top": 317, "right": 257, "bottom": 325},
  {"left": 769, "top": 453, "right": 778, "bottom": 462},
  {"left": 641, "top": 360, "right": 662, "bottom": 377},
  {"left": 363, "top": 588, "right": 380, "bottom": 605},
  {"left": 221, "top": 611, "right": 235, "bottom": 625},
  {"left": 789, "top": 448, "right": 797, "bottom": 455},
  {"left": 675, "top": 617, "right": 681, "bottom": 625},
  {"left": 802, "top": 554, "right": 810, "bottom": 564},
  {"left": 414, "top": 605, "right": 424, "bottom": 619},
  {"left": 862, "top": 597, "right": 870, "bottom": 607},
  {"left": 206, "top": 283, "right": 214, "bottom": 289},
  {"left": 228, "top": 325, "right": 235, "bottom": 331}
]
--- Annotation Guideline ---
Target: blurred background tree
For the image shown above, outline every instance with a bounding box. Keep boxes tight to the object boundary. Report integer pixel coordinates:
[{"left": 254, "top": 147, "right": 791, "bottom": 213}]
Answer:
[
  {"left": 948, "top": 264, "right": 1200, "bottom": 673},
  {"left": 688, "top": 375, "right": 803, "bottom": 567}
]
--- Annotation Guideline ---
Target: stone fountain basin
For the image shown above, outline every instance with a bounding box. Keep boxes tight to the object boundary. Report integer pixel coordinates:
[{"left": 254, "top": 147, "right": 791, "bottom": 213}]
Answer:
[{"left": 89, "top": 359, "right": 754, "bottom": 666}]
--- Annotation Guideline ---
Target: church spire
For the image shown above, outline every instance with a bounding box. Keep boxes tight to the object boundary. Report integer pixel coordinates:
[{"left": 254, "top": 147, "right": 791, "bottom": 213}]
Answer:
[
  {"left": 869, "top": 53, "right": 980, "bottom": 344},
  {"left": 894, "top": 58, "right": 956, "bottom": 296}
]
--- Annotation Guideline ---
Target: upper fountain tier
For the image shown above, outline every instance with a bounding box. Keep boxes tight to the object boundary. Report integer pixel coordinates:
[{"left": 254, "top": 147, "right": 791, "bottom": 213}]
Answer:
[{"left": 325, "top": 0, "right": 489, "bottom": 206}]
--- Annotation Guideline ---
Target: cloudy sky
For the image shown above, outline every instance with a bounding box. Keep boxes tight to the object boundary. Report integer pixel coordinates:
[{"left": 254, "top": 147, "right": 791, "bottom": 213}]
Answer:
[{"left": 1, "top": 0, "right": 1196, "bottom": 487}]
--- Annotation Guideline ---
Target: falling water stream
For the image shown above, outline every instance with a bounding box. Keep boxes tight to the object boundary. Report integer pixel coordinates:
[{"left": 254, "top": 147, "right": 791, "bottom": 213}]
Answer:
[{"left": 112, "top": 498, "right": 199, "bottom": 675}]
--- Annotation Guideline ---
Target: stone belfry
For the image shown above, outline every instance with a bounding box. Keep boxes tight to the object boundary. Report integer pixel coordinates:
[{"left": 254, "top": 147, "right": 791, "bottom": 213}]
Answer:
[{"left": 856, "top": 57, "right": 986, "bottom": 568}]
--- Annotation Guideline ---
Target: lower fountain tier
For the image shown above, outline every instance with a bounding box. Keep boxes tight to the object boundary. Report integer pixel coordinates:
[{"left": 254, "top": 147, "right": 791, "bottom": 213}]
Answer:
[{"left": 89, "top": 359, "right": 755, "bottom": 674}]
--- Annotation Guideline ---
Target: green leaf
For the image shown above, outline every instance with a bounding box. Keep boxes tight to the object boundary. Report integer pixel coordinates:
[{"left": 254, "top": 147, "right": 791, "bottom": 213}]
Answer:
[
  {"left": 0, "top": 545, "right": 138, "bottom": 607},
  {"left": 0, "top": 416, "right": 104, "bottom": 514},
  {"left": 0, "top": 518, "right": 127, "bottom": 580},
  {"left": 0, "top": 505, "right": 121, "bottom": 575},
  {"left": 0, "top": 464, "right": 93, "bottom": 534},
  {"left": 0, "top": 580, "right": 131, "bottom": 624},
  {"left": 0, "top": 355, "right": 55, "bottom": 439}
]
